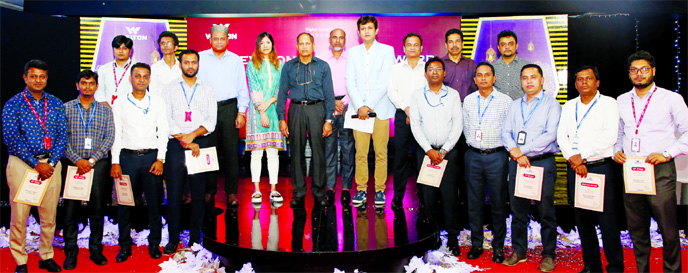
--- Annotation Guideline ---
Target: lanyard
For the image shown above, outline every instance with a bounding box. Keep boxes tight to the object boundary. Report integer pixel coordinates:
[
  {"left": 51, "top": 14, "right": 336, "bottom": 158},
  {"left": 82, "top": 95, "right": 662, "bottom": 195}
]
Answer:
[
  {"left": 477, "top": 95, "right": 494, "bottom": 126},
  {"left": 77, "top": 102, "right": 96, "bottom": 134},
  {"left": 113, "top": 60, "right": 131, "bottom": 93},
  {"left": 520, "top": 92, "right": 544, "bottom": 128},
  {"left": 127, "top": 93, "right": 151, "bottom": 114},
  {"left": 631, "top": 86, "right": 657, "bottom": 135},
  {"left": 180, "top": 82, "right": 197, "bottom": 109},
  {"left": 424, "top": 87, "right": 448, "bottom": 107},
  {"left": 22, "top": 90, "right": 48, "bottom": 135},
  {"left": 575, "top": 93, "right": 600, "bottom": 131}
]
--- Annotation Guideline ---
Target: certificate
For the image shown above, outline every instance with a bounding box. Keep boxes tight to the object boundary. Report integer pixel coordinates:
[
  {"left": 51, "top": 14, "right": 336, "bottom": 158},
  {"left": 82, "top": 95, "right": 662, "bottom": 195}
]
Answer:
[
  {"left": 416, "top": 156, "right": 448, "bottom": 187},
  {"left": 623, "top": 156, "right": 656, "bottom": 195},
  {"left": 343, "top": 107, "right": 375, "bottom": 134},
  {"left": 63, "top": 166, "right": 94, "bottom": 201},
  {"left": 185, "top": 147, "right": 220, "bottom": 175},
  {"left": 114, "top": 175, "right": 135, "bottom": 206},
  {"left": 574, "top": 173, "right": 606, "bottom": 212},
  {"left": 13, "top": 170, "right": 52, "bottom": 206},
  {"left": 514, "top": 166, "right": 544, "bottom": 201}
]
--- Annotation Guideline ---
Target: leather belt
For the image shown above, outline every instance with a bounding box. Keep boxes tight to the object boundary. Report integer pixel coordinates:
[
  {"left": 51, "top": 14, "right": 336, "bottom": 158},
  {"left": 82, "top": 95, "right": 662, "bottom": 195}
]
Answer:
[
  {"left": 334, "top": 95, "right": 345, "bottom": 100},
  {"left": 585, "top": 158, "right": 611, "bottom": 167},
  {"left": 528, "top": 153, "right": 554, "bottom": 161},
  {"left": 217, "top": 98, "right": 237, "bottom": 106},
  {"left": 34, "top": 152, "right": 52, "bottom": 160},
  {"left": 291, "top": 99, "right": 322, "bottom": 105},
  {"left": 122, "top": 149, "right": 157, "bottom": 156},
  {"left": 468, "top": 146, "right": 505, "bottom": 155}
]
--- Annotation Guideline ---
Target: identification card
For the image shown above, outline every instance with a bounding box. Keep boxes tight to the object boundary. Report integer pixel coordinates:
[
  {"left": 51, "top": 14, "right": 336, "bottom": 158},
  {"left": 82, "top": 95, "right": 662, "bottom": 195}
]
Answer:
[
  {"left": 84, "top": 138, "right": 92, "bottom": 150},
  {"left": 111, "top": 95, "right": 118, "bottom": 105},
  {"left": 475, "top": 130, "right": 483, "bottom": 141},
  {"left": 185, "top": 111, "right": 192, "bottom": 122},
  {"left": 571, "top": 135, "right": 579, "bottom": 152},
  {"left": 517, "top": 131, "right": 527, "bottom": 145},
  {"left": 43, "top": 136, "right": 52, "bottom": 149},
  {"left": 631, "top": 138, "right": 640, "bottom": 152}
]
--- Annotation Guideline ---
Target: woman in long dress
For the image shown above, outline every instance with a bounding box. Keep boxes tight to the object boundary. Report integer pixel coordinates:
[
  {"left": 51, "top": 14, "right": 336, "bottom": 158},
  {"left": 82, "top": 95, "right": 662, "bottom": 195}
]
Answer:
[{"left": 245, "top": 32, "right": 286, "bottom": 205}]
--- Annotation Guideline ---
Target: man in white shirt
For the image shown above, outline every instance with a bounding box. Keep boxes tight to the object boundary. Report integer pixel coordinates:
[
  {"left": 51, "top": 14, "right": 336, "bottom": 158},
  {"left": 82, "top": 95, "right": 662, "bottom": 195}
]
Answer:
[
  {"left": 462, "top": 62, "right": 512, "bottom": 262},
  {"left": 558, "top": 66, "right": 623, "bottom": 273},
  {"left": 387, "top": 32, "right": 426, "bottom": 209},
  {"left": 409, "top": 57, "right": 463, "bottom": 256},
  {"left": 150, "top": 31, "right": 182, "bottom": 97},
  {"left": 95, "top": 35, "right": 133, "bottom": 106},
  {"left": 161, "top": 49, "right": 217, "bottom": 254},
  {"left": 110, "top": 63, "right": 169, "bottom": 263},
  {"left": 346, "top": 15, "right": 396, "bottom": 208}
]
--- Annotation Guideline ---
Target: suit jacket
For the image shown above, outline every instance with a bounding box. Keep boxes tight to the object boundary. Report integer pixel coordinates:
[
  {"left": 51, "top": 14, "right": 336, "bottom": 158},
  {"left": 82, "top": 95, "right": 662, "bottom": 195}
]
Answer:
[{"left": 345, "top": 40, "right": 396, "bottom": 120}]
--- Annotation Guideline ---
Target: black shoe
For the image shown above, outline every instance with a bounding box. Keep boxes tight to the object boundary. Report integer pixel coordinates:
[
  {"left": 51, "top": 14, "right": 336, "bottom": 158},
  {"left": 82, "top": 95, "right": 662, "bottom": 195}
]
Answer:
[
  {"left": 115, "top": 249, "right": 131, "bottom": 263},
  {"left": 578, "top": 266, "right": 603, "bottom": 273},
  {"left": 149, "top": 247, "right": 162, "bottom": 259},
  {"left": 38, "top": 259, "right": 62, "bottom": 272},
  {"left": 391, "top": 195, "right": 403, "bottom": 209},
  {"left": 163, "top": 243, "right": 178, "bottom": 254},
  {"left": 89, "top": 253, "right": 108, "bottom": 266},
  {"left": 63, "top": 256, "right": 77, "bottom": 270},
  {"left": 340, "top": 190, "right": 351, "bottom": 206},
  {"left": 492, "top": 248, "right": 505, "bottom": 263},
  {"left": 467, "top": 246, "right": 483, "bottom": 259},
  {"left": 325, "top": 190, "right": 335, "bottom": 206},
  {"left": 448, "top": 245, "right": 461, "bottom": 256},
  {"left": 316, "top": 198, "right": 328, "bottom": 207},
  {"left": 15, "top": 265, "right": 27, "bottom": 273},
  {"left": 290, "top": 197, "right": 304, "bottom": 208}
]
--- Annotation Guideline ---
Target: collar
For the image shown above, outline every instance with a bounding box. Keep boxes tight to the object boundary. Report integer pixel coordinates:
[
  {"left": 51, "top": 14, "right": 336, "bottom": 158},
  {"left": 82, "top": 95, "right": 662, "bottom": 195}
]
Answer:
[
  {"left": 576, "top": 90, "right": 600, "bottom": 104},
  {"left": 425, "top": 84, "right": 449, "bottom": 96},
  {"left": 114, "top": 59, "right": 132, "bottom": 69},
  {"left": 441, "top": 54, "right": 467, "bottom": 63},
  {"left": 327, "top": 47, "right": 347, "bottom": 59},
  {"left": 127, "top": 91, "right": 150, "bottom": 101},
  {"left": 497, "top": 55, "right": 523, "bottom": 64},
  {"left": 631, "top": 83, "right": 657, "bottom": 99},
  {"left": 77, "top": 97, "right": 97, "bottom": 109},
  {"left": 363, "top": 40, "right": 379, "bottom": 53},
  {"left": 401, "top": 58, "right": 425, "bottom": 69},
  {"left": 521, "top": 90, "right": 545, "bottom": 103},
  {"left": 298, "top": 56, "right": 318, "bottom": 65},
  {"left": 23, "top": 88, "right": 45, "bottom": 101},
  {"left": 477, "top": 87, "right": 499, "bottom": 99},
  {"left": 179, "top": 77, "right": 200, "bottom": 89}
]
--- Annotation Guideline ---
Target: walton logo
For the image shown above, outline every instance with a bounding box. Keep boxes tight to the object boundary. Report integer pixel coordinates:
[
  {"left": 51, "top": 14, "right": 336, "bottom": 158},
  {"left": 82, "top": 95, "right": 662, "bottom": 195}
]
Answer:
[
  {"left": 205, "top": 24, "right": 238, "bottom": 40},
  {"left": 124, "top": 26, "right": 147, "bottom": 41}
]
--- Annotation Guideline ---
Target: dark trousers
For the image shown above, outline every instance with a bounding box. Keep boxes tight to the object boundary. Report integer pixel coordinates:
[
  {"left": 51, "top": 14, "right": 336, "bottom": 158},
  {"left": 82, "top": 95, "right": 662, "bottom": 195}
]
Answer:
[
  {"left": 63, "top": 159, "right": 110, "bottom": 258},
  {"left": 209, "top": 99, "right": 239, "bottom": 196},
  {"left": 623, "top": 160, "right": 681, "bottom": 273},
  {"left": 508, "top": 156, "right": 557, "bottom": 258},
  {"left": 392, "top": 110, "right": 417, "bottom": 199},
  {"left": 567, "top": 160, "right": 624, "bottom": 272},
  {"left": 325, "top": 107, "right": 355, "bottom": 190},
  {"left": 455, "top": 136, "right": 468, "bottom": 204},
  {"left": 165, "top": 137, "right": 208, "bottom": 246},
  {"left": 288, "top": 102, "right": 326, "bottom": 200},
  {"left": 465, "top": 149, "right": 509, "bottom": 249},
  {"left": 416, "top": 147, "right": 460, "bottom": 245},
  {"left": 117, "top": 151, "right": 162, "bottom": 250}
]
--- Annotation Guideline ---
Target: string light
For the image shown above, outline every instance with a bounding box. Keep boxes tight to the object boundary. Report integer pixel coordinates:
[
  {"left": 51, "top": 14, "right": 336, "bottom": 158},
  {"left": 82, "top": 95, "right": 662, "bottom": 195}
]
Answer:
[
  {"left": 675, "top": 20, "right": 682, "bottom": 92},
  {"left": 635, "top": 18, "right": 639, "bottom": 52}
]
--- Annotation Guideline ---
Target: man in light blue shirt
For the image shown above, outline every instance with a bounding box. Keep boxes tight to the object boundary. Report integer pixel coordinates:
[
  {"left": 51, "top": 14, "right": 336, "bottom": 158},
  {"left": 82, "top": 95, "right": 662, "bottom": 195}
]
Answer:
[
  {"left": 345, "top": 15, "right": 396, "bottom": 208},
  {"left": 501, "top": 64, "right": 561, "bottom": 272}
]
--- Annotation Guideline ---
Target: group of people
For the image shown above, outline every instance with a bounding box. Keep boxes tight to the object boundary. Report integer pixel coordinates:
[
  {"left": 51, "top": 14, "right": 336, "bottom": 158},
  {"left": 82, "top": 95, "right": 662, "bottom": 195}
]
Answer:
[{"left": 2, "top": 14, "right": 685, "bottom": 273}]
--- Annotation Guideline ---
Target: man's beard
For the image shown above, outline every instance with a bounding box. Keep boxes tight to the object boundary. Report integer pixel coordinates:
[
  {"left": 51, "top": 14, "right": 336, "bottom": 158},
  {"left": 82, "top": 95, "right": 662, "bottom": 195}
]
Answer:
[
  {"left": 633, "top": 75, "right": 654, "bottom": 89},
  {"left": 183, "top": 70, "right": 198, "bottom": 78},
  {"left": 332, "top": 46, "right": 343, "bottom": 52}
]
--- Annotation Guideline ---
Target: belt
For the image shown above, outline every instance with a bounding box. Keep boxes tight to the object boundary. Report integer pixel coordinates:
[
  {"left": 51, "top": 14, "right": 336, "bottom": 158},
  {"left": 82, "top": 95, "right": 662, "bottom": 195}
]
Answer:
[
  {"left": 291, "top": 99, "right": 322, "bottom": 105},
  {"left": 34, "top": 152, "right": 52, "bottom": 160},
  {"left": 122, "top": 148, "right": 157, "bottom": 156},
  {"left": 528, "top": 153, "right": 554, "bottom": 161},
  {"left": 468, "top": 146, "right": 505, "bottom": 155},
  {"left": 217, "top": 98, "right": 237, "bottom": 106},
  {"left": 585, "top": 158, "right": 611, "bottom": 167},
  {"left": 334, "top": 95, "right": 345, "bottom": 100}
]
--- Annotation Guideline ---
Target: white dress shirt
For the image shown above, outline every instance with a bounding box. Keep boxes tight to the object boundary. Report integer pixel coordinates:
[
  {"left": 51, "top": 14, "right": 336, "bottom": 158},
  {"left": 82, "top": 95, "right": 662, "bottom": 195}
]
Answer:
[
  {"left": 558, "top": 91, "right": 619, "bottom": 161},
  {"left": 387, "top": 59, "right": 426, "bottom": 110},
  {"left": 111, "top": 92, "right": 169, "bottom": 164},
  {"left": 150, "top": 58, "right": 182, "bottom": 97},
  {"left": 94, "top": 59, "right": 133, "bottom": 106},
  {"left": 462, "top": 88, "right": 512, "bottom": 149},
  {"left": 409, "top": 84, "right": 463, "bottom": 153},
  {"left": 161, "top": 78, "right": 217, "bottom": 137}
]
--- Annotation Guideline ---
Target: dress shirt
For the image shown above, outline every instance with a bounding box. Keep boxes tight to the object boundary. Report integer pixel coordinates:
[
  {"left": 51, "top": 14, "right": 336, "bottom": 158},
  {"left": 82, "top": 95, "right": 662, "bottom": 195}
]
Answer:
[
  {"left": 161, "top": 78, "right": 217, "bottom": 136},
  {"left": 492, "top": 56, "right": 531, "bottom": 100},
  {"left": 2, "top": 89, "right": 67, "bottom": 167},
  {"left": 321, "top": 48, "right": 349, "bottom": 106},
  {"left": 441, "top": 54, "right": 478, "bottom": 101},
  {"left": 387, "top": 59, "right": 427, "bottom": 110},
  {"left": 345, "top": 40, "right": 396, "bottom": 120},
  {"left": 615, "top": 84, "right": 688, "bottom": 158},
  {"left": 558, "top": 92, "right": 618, "bottom": 161},
  {"left": 462, "top": 88, "right": 512, "bottom": 149},
  {"left": 94, "top": 59, "right": 133, "bottom": 106},
  {"left": 276, "top": 57, "right": 336, "bottom": 120},
  {"left": 149, "top": 58, "right": 182, "bottom": 97},
  {"left": 502, "top": 90, "right": 561, "bottom": 156},
  {"left": 409, "top": 84, "right": 463, "bottom": 153},
  {"left": 197, "top": 49, "right": 249, "bottom": 112},
  {"left": 111, "top": 92, "right": 169, "bottom": 164},
  {"left": 64, "top": 98, "right": 115, "bottom": 163}
]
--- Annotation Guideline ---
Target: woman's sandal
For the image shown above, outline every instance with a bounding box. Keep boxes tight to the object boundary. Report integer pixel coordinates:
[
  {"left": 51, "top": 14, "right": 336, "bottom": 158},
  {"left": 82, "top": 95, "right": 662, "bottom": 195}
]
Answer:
[
  {"left": 252, "top": 191, "right": 262, "bottom": 204},
  {"left": 270, "top": 191, "right": 283, "bottom": 203}
]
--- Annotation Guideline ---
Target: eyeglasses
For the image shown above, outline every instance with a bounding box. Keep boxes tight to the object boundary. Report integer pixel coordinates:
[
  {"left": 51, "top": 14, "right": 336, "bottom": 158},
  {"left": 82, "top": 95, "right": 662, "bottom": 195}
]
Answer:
[
  {"left": 629, "top": 67, "right": 652, "bottom": 74},
  {"left": 427, "top": 67, "right": 444, "bottom": 72},
  {"left": 296, "top": 62, "right": 313, "bottom": 85},
  {"left": 159, "top": 41, "right": 175, "bottom": 47}
]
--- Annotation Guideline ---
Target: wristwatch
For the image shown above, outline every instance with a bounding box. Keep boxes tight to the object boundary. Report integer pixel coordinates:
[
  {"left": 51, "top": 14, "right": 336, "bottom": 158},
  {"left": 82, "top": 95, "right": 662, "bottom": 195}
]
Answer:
[
  {"left": 662, "top": 151, "right": 672, "bottom": 160},
  {"left": 88, "top": 158, "right": 96, "bottom": 166},
  {"left": 48, "top": 161, "right": 56, "bottom": 167},
  {"left": 325, "top": 119, "right": 334, "bottom": 124},
  {"left": 439, "top": 149, "right": 447, "bottom": 156}
]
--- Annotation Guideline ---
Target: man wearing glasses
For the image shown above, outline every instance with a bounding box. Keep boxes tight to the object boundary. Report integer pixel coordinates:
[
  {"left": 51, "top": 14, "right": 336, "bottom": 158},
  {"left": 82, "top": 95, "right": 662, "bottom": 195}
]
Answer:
[
  {"left": 614, "top": 51, "right": 687, "bottom": 272},
  {"left": 409, "top": 57, "right": 463, "bottom": 256},
  {"left": 150, "top": 31, "right": 182, "bottom": 97},
  {"left": 277, "top": 32, "right": 335, "bottom": 207},
  {"left": 493, "top": 30, "right": 531, "bottom": 100}
]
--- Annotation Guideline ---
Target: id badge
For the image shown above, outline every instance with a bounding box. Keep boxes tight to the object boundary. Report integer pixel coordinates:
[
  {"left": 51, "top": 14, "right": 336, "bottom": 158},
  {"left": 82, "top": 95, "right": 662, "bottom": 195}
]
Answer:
[
  {"left": 571, "top": 135, "right": 579, "bottom": 152},
  {"left": 43, "top": 136, "right": 52, "bottom": 149},
  {"left": 84, "top": 138, "right": 92, "bottom": 150},
  {"left": 631, "top": 138, "right": 640, "bottom": 152},
  {"left": 517, "top": 131, "right": 527, "bottom": 145},
  {"left": 475, "top": 130, "right": 483, "bottom": 141}
]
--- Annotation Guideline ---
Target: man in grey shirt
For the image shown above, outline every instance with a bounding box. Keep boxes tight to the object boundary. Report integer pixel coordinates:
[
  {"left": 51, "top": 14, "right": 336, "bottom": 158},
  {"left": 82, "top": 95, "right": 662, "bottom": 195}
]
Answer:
[{"left": 492, "top": 30, "right": 531, "bottom": 100}]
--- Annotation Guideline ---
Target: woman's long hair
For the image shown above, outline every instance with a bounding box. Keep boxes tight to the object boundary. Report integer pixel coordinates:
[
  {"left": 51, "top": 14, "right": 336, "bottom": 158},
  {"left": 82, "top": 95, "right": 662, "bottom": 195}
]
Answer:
[{"left": 251, "top": 32, "right": 280, "bottom": 71}]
